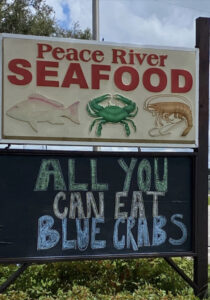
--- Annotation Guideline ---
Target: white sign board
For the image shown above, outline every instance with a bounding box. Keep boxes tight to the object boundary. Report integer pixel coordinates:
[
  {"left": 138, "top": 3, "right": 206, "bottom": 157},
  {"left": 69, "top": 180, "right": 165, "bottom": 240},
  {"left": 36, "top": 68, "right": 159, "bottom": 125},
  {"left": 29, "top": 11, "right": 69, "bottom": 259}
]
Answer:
[{"left": 0, "top": 34, "right": 199, "bottom": 147}]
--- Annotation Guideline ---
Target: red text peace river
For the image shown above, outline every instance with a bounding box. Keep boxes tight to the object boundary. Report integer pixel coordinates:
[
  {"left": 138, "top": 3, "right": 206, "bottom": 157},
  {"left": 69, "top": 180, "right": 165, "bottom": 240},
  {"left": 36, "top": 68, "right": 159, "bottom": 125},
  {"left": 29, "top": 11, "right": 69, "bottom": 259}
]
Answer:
[{"left": 36, "top": 43, "right": 168, "bottom": 67}]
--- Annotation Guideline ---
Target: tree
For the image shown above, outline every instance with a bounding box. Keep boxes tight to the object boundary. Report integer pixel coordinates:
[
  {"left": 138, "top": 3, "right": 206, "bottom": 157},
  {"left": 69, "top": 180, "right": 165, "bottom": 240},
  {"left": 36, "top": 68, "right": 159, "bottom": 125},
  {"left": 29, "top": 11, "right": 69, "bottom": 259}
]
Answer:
[
  {"left": 0, "top": 0, "right": 92, "bottom": 39},
  {"left": 56, "top": 22, "right": 92, "bottom": 40}
]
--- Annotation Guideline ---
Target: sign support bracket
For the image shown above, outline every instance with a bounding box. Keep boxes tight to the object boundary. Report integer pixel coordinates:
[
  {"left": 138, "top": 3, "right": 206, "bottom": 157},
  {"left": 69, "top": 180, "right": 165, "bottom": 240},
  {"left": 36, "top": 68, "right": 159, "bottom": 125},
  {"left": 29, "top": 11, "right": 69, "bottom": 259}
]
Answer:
[
  {"left": 0, "top": 263, "right": 30, "bottom": 293},
  {"left": 164, "top": 257, "right": 198, "bottom": 291}
]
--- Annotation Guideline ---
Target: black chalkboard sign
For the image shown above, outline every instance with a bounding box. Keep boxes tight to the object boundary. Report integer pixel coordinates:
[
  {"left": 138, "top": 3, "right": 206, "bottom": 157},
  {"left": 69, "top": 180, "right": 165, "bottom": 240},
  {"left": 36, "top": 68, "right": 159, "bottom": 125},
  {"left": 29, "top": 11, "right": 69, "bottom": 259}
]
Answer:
[{"left": 0, "top": 150, "right": 194, "bottom": 263}]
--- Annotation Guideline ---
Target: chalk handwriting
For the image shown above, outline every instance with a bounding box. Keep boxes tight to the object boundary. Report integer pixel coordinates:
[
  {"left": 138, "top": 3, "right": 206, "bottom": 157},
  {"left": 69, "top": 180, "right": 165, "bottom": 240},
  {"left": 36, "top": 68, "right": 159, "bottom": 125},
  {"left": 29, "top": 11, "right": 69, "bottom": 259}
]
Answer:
[
  {"left": 34, "top": 160, "right": 66, "bottom": 191},
  {"left": 53, "top": 191, "right": 105, "bottom": 219},
  {"left": 37, "top": 215, "right": 60, "bottom": 250},
  {"left": 36, "top": 157, "right": 188, "bottom": 254},
  {"left": 169, "top": 214, "right": 187, "bottom": 246}
]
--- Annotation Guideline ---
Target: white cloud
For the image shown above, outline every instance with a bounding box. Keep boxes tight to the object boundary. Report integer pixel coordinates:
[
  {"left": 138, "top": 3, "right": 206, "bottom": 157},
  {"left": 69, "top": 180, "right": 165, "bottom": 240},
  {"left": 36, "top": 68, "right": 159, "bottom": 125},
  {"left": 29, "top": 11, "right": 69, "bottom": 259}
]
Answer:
[
  {"left": 64, "top": 0, "right": 92, "bottom": 30},
  {"left": 99, "top": 0, "right": 207, "bottom": 47},
  {"left": 46, "top": 0, "right": 210, "bottom": 47},
  {"left": 46, "top": 0, "right": 68, "bottom": 22}
]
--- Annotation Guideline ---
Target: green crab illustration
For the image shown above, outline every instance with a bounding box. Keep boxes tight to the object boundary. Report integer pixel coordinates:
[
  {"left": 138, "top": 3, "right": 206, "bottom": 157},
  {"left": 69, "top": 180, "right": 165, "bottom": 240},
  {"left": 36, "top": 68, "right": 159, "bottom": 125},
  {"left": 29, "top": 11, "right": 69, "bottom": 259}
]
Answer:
[{"left": 86, "top": 94, "right": 138, "bottom": 136}]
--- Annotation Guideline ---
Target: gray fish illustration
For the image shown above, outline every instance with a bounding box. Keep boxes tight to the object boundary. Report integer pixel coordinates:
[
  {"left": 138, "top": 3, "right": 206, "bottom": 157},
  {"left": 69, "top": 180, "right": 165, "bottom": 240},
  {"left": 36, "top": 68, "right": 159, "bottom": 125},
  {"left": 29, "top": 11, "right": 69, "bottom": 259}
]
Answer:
[{"left": 6, "top": 94, "right": 80, "bottom": 132}]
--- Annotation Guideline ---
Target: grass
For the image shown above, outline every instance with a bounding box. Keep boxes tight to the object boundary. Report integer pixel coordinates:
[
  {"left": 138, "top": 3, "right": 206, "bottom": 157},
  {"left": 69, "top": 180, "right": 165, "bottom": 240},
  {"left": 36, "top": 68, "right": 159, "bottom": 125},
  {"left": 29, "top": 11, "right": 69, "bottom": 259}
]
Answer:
[{"left": 209, "top": 195, "right": 210, "bottom": 205}]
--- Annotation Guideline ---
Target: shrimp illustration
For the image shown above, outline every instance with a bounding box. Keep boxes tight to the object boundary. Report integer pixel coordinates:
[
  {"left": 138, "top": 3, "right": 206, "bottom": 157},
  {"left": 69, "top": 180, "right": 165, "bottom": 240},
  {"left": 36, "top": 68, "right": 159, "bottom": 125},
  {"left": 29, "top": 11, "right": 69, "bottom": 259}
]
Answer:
[{"left": 144, "top": 94, "right": 193, "bottom": 137}]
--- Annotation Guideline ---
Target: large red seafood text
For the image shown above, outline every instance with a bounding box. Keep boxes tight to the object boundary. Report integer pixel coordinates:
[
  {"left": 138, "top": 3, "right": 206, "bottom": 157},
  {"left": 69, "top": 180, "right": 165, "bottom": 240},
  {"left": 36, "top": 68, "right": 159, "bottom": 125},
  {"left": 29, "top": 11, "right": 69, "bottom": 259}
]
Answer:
[{"left": 7, "top": 43, "right": 193, "bottom": 93}]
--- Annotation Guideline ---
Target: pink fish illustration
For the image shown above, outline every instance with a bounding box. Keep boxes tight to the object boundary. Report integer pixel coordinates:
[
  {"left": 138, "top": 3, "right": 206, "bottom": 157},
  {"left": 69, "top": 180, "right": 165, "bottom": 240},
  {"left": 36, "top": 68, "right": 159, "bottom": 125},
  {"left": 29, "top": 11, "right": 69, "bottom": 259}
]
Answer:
[{"left": 6, "top": 94, "right": 80, "bottom": 132}]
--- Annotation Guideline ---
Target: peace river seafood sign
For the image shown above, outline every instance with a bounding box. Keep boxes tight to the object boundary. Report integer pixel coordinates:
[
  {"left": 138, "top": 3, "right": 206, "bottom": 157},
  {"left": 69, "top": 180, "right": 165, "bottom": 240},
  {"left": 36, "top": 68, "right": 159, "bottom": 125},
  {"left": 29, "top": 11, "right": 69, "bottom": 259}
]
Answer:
[{"left": 0, "top": 34, "right": 198, "bottom": 147}]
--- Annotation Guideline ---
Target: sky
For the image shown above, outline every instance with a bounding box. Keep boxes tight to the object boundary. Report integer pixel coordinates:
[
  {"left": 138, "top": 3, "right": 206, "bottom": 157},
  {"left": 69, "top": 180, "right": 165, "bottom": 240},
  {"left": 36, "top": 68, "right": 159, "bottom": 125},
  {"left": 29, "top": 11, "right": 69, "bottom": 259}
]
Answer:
[{"left": 45, "top": 0, "right": 210, "bottom": 48}]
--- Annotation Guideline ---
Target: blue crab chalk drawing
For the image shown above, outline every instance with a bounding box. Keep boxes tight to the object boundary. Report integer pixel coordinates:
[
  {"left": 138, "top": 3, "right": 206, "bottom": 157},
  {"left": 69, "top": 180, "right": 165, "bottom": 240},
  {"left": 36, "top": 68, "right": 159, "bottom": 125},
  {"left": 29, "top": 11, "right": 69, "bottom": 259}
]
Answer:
[{"left": 86, "top": 94, "right": 138, "bottom": 137}]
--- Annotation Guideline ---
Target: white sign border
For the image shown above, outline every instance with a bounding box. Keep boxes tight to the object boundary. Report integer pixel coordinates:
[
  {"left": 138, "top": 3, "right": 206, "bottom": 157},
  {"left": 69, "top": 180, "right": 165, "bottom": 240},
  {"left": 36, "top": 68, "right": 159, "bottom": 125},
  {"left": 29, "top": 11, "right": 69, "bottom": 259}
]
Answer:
[{"left": 0, "top": 33, "right": 199, "bottom": 148}]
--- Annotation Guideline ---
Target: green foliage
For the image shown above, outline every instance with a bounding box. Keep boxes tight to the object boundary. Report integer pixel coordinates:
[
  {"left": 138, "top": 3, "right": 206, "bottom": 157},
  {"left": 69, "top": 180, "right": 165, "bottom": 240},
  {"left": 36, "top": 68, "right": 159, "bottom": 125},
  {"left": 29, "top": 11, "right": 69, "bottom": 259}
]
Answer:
[
  {"left": 0, "top": 0, "right": 55, "bottom": 36},
  {"left": 0, "top": 0, "right": 91, "bottom": 39},
  {"left": 55, "top": 21, "right": 92, "bottom": 40},
  {"left": 0, "top": 258, "right": 204, "bottom": 299}
]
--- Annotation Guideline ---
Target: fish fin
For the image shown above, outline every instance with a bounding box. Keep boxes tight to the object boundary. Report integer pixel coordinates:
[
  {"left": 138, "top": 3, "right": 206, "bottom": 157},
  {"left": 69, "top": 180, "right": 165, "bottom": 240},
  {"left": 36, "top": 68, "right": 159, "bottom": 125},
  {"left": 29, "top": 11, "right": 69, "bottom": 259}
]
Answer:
[
  {"left": 64, "top": 101, "right": 80, "bottom": 124},
  {"left": 29, "top": 120, "right": 38, "bottom": 132},
  {"left": 48, "top": 117, "right": 65, "bottom": 125},
  {"left": 28, "top": 94, "right": 64, "bottom": 108}
]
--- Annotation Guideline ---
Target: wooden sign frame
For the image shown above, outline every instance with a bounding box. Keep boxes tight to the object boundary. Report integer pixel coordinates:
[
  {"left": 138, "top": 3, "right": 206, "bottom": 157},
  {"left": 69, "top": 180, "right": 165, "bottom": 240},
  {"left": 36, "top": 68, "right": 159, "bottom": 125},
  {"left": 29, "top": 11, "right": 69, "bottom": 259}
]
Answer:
[
  {"left": 193, "top": 17, "right": 209, "bottom": 298},
  {"left": 0, "top": 149, "right": 196, "bottom": 263}
]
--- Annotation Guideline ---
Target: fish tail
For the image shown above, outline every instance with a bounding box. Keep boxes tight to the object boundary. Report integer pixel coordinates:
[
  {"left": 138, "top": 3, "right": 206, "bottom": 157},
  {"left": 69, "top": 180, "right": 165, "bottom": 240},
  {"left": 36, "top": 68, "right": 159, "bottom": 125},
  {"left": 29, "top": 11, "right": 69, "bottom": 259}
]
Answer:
[{"left": 65, "top": 101, "right": 80, "bottom": 124}]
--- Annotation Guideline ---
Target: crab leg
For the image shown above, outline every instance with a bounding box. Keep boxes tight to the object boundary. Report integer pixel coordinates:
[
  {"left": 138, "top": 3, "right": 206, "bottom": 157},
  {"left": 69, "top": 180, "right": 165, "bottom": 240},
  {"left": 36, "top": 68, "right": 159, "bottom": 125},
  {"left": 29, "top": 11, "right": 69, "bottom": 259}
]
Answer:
[
  {"left": 97, "top": 120, "right": 108, "bottom": 136},
  {"left": 120, "top": 120, "right": 131, "bottom": 136},
  {"left": 89, "top": 118, "right": 103, "bottom": 131},
  {"left": 126, "top": 118, "right": 137, "bottom": 131}
]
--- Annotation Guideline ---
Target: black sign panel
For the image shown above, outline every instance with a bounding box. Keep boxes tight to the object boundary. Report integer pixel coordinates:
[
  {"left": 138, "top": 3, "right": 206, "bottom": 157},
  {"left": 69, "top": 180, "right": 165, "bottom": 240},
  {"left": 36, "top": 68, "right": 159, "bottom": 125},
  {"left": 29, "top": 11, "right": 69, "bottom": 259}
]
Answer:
[{"left": 0, "top": 150, "right": 194, "bottom": 262}]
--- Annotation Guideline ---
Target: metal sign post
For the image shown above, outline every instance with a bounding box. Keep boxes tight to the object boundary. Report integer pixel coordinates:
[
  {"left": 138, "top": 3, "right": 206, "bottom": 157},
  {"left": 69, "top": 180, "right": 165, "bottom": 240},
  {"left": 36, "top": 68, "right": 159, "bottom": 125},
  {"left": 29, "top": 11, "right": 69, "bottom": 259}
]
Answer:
[
  {"left": 194, "top": 17, "right": 209, "bottom": 298},
  {"left": 92, "top": 0, "right": 99, "bottom": 41}
]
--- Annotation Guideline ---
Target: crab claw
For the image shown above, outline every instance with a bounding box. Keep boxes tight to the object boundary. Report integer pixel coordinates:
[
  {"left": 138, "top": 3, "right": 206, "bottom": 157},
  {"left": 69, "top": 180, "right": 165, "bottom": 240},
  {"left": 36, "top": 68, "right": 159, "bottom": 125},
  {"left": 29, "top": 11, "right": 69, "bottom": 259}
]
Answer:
[
  {"left": 113, "top": 94, "right": 134, "bottom": 107},
  {"left": 113, "top": 94, "right": 122, "bottom": 100},
  {"left": 113, "top": 94, "right": 131, "bottom": 103},
  {"left": 103, "top": 93, "right": 112, "bottom": 99}
]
